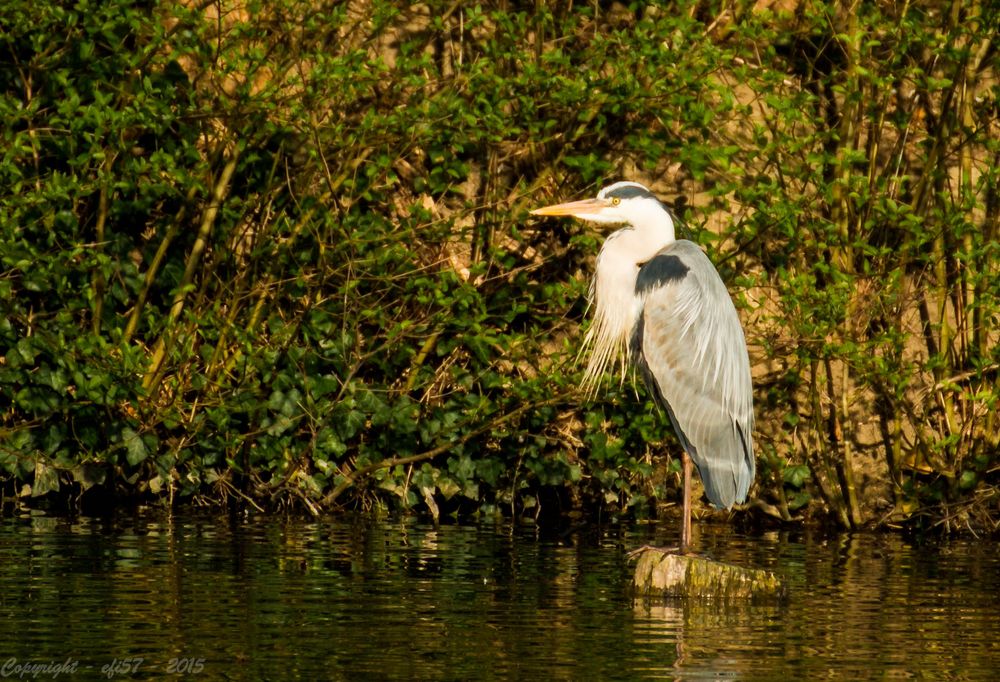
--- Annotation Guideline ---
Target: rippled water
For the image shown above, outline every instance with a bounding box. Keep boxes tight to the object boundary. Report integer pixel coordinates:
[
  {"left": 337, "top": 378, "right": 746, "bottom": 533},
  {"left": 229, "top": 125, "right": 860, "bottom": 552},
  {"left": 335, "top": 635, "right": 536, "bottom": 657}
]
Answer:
[{"left": 1, "top": 511, "right": 998, "bottom": 680}]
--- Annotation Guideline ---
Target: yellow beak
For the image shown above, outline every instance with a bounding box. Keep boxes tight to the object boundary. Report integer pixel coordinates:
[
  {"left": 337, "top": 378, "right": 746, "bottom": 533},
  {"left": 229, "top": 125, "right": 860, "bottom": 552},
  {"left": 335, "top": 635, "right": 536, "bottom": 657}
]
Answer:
[{"left": 529, "top": 198, "right": 609, "bottom": 217}]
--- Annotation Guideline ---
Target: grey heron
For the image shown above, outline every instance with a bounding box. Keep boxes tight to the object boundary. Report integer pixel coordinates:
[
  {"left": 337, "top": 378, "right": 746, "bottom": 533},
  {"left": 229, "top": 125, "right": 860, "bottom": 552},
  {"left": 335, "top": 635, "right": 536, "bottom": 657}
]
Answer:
[{"left": 531, "top": 181, "right": 754, "bottom": 551}]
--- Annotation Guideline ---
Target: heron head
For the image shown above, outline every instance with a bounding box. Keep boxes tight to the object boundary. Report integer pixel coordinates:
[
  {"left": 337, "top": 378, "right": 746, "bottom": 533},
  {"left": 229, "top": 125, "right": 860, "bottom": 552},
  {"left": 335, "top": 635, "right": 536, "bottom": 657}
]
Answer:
[{"left": 530, "top": 181, "right": 673, "bottom": 234}]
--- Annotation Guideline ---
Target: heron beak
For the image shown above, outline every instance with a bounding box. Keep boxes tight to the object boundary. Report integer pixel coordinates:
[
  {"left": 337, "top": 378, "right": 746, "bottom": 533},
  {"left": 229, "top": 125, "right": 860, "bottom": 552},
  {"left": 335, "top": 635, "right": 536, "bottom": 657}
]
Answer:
[{"left": 529, "top": 198, "right": 609, "bottom": 217}]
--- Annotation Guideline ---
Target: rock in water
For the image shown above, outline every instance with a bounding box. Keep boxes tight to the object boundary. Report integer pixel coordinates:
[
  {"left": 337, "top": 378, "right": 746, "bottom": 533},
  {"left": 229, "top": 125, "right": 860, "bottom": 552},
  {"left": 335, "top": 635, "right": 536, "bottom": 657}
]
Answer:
[{"left": 631, "top": 548, "right": 785, "bottom": 600}]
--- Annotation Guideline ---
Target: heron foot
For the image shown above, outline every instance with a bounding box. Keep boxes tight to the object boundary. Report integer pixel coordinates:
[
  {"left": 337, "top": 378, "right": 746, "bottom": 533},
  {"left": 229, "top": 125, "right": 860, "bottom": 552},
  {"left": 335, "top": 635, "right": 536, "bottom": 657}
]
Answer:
[
  {"left": 625, "top": 544, "right": 679, "bottom": 560},
  {"left": 625, "top": 544, "right": 709, "bottom": 560}
]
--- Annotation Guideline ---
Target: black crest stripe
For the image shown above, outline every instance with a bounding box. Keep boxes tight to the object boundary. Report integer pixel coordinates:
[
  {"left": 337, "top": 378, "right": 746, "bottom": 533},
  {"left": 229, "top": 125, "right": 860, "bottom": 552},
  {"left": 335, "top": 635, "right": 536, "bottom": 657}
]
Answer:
[{"left": 605, "top": 184, "right": 656, "bottom": 200}]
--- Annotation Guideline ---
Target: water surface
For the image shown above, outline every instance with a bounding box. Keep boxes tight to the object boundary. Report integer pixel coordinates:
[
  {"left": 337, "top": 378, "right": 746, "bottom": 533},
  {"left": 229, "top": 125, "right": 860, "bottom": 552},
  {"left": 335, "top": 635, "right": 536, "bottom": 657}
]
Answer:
[{"left": 2, "top": 511, "right": 998, "bottom": 679}]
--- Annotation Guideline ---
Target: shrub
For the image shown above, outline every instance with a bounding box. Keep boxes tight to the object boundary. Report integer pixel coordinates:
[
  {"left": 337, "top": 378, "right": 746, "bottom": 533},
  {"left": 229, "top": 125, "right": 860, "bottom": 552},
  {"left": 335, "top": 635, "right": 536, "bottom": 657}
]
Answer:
[{"left": 1, "top": 0, "right": 997, "bottom": 531}]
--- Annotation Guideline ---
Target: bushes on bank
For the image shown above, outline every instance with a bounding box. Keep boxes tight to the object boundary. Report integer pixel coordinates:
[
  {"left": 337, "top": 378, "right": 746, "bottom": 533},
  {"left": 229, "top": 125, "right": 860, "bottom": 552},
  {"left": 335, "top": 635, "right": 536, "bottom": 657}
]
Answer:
[{"left": 1, "top": 1, "right": 997, "bottom": 531}]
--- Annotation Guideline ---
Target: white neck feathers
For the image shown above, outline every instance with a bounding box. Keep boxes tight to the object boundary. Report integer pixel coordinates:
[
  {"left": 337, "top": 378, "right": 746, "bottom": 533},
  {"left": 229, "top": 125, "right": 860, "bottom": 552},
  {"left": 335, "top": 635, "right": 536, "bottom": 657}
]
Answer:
[{"left": 580, "top": 201, "right": 676, "bottom": 394}]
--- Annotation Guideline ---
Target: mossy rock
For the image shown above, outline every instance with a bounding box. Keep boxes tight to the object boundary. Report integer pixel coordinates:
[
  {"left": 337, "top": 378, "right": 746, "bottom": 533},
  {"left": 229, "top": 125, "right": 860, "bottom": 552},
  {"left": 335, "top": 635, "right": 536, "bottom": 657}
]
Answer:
[{"left": 630, "top": 548, "right": 785, "bottom": 601}]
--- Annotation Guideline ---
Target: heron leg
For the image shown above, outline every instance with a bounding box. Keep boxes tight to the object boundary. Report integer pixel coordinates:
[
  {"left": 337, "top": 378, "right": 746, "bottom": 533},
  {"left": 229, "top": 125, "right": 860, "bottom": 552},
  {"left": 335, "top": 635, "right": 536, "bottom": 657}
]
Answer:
[{"left": 681, "top": 452, "right": 692, "bottom": 552}]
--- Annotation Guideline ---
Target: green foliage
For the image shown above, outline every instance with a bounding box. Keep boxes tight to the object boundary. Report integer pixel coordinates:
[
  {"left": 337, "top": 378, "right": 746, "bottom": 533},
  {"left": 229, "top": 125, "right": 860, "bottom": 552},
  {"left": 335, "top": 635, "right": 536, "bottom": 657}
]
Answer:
[
  {"left": 715, "top": 0, "right": 1000, "bottom": 530},
  {"left": 1, "top": 1, "right": 997, "bottom": 531}
]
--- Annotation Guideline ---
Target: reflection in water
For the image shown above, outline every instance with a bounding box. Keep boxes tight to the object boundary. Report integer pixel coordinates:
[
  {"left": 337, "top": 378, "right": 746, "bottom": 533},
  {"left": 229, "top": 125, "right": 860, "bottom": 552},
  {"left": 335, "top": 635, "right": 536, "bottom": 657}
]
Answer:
[{"left": 1, "top": 511, "right": 999, "bottom": 680}]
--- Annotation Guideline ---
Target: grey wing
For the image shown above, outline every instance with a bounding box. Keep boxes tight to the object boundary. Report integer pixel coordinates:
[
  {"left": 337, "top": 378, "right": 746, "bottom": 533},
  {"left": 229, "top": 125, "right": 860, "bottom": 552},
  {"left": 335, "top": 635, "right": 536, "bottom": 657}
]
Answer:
[{"left": 632, "top": 240, "right": 755, "bottom": 508}]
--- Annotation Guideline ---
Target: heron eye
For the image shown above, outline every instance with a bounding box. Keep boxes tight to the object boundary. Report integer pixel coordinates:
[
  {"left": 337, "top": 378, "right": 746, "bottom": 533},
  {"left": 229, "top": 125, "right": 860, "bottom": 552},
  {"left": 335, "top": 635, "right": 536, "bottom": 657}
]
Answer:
[{"left": 611, "top": 197, "right": 621, "bottom": 206}]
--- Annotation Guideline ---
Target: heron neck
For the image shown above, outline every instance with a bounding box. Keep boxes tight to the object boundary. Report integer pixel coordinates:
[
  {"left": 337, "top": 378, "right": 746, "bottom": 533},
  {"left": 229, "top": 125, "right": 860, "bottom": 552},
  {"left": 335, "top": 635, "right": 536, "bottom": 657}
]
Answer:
[{"left": 581, "top": 226, "right": 673, "bottom": 391}]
